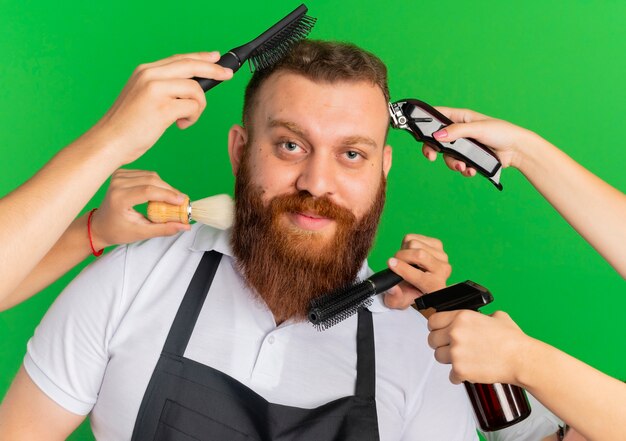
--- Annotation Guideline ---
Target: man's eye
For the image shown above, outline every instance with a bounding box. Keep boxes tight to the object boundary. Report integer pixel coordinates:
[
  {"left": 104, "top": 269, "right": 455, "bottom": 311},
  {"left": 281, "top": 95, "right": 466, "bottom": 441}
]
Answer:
[
  {"left": 345, "top": 150, "right": 361, "bottom": 160},
  {"left": 281, "top": 141, "right": 300, "bottom": 152}
]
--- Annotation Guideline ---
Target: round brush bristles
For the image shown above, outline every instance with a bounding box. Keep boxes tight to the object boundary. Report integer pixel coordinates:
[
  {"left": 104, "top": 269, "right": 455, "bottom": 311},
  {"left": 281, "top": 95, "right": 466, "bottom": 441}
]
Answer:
[
  {"left": 190, "top": 194, "right": 234, "bottom": 230},
  {"left": 147, "top": 197, "right": 190, "bottom": 224},
  {"left": 308, "top": 280, "right": 376, "bottom": 331}
]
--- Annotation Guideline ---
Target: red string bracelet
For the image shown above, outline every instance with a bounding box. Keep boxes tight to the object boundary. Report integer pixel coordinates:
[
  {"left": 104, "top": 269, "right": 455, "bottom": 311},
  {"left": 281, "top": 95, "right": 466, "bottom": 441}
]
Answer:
[{"left": 87, "top": 208, "right": 104, "bottom": 257}]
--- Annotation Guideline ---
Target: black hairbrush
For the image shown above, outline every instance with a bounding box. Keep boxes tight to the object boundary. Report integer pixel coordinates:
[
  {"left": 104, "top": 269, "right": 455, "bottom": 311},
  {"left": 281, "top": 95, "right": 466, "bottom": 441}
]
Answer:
[
  {"left": 308, "top": 264, "right": 490, "bottom": 330},
  {"left": 389, "top": 99, "right": 504, "bottom": 190},
  {"left": 194, "top": 4, "right": 316, "bottom": 91},
  {"left": 308, "top": 267, "right": 406, "bottom": 330}
]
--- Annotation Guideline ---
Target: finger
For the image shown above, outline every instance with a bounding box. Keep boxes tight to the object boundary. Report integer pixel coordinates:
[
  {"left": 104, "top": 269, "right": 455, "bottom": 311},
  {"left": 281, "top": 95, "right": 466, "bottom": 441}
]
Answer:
[
  {"left": 142, "top": 78, "right": 207, "bottom": 105},
  {"left": 440, "top": 153, "right": 478, "bottom": 177},
  {"left": 433, "top": 346, "right": 451, "bottom": 364},
  {"left": 383, "top": 285, "right": 416, "bottom": 310},
  {"left": 111, "top": 171, "right": 182, "bottom": 194},
  {"left": 167, "top": 98, "right": 206, "bottom": 128},
  {"left": 394, "top": 248, "right": 447, "bottom": 273},
  {"left": 490, "top": 310, "right": 511, "bottom": 320},
  {"left": 140, "top": 51, "right": 222, "bottom": 69},
  {"left": 401, "top": 234, "right": 444, "bottom": 251},
  {"left": 442, "top": 154, "right": 465, "bottom": 172},
  {"left": 449, "top": 370, "right": 463, "bottom": 385},
  {"left": 387, "top": 257, "right": 438, "bottom": 294},
  {"left": 422, "top": 144, "right": 438, "bottom": 161},
  {"left": 427, "top": 328, "right": 450, "bottom": 350},
  {"left": 434, "top": 107, "right": 491, "bottom": 124},
  {"left": 432, "top": 120, "right": 494, "bottom": 145},
  {"left": 427, "top": 311, "right": 459, "bottom": 331},
  {"left": 121, "top": 185, "right": 187, "bottom": 207},
  {"left": 136, "top": 222, "right": 191, "bottom": 240},
  {"left": 146, "top": 58, "right": 234, "bottom": 82},
  {"left": 176, "top": 118, "right": 194, "bottom": 130},
  {"left": 111, "top": 169, "right": 166, "bottom": 183}
]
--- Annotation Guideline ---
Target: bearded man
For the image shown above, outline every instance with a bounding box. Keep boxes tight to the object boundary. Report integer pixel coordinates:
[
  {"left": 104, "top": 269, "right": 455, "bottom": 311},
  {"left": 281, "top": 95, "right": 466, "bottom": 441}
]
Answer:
[{"left": 0, "top": 41, "right": 477, "bottom": 440}]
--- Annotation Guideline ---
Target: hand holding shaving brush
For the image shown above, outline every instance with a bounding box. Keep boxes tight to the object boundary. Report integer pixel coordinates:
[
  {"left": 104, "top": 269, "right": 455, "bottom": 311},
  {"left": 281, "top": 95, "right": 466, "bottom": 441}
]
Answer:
[{"left": 147, "top": 194, "right": 234, "bottom": 229}]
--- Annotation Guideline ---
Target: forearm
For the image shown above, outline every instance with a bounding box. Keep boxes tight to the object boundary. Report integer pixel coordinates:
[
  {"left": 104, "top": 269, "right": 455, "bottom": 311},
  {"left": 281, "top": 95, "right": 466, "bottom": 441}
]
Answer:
[
  {"left": 0, "top": 127, "right": 121, "bottom": 304},
  {"left": 0, "top": 214, "right": 98, "bottom": 311},
  {"left": 515, "top": 134, "right": 626, "bottom": 277},
  {"left": 516, "top": 337, "right": 626, "bottom": 441}
]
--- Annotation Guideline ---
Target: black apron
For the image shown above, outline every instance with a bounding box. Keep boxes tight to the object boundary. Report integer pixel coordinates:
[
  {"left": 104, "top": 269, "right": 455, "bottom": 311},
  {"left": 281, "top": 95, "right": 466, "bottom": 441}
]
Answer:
[{"left": 130, "top": 251, "right": 381, "bottom": 441}]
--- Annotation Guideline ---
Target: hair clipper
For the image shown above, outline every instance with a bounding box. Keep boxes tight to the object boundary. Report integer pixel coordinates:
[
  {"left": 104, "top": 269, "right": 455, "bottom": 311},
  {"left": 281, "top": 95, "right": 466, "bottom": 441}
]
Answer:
[{"left": 389, "top": 99, "right": 503, "bottom": 190}]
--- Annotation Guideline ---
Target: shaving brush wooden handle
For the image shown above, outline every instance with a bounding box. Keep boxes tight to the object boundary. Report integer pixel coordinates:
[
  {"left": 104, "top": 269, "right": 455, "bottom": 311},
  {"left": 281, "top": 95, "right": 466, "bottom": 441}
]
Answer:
[{"left": 147, "top": 197, "right": 190, "bottom": 224}]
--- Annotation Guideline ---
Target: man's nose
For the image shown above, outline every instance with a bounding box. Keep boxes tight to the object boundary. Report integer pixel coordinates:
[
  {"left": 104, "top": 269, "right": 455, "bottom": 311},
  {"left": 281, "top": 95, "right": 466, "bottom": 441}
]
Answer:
[{"left": 295, "top": 152, "right": 336, "bottom": 198}]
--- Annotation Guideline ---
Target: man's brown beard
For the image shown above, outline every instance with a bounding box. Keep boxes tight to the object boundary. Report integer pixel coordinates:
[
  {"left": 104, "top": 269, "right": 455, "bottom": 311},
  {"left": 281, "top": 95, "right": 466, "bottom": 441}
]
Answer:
[{"left": 230, "top": 150, "right": 386, "bottom": 323}]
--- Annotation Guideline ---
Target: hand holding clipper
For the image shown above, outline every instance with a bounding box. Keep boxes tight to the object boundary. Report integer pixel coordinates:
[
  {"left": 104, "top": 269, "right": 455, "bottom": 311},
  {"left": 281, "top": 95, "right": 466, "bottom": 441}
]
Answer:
[{"left": 389, "top": 99, "right": 504, "bottom": 190}]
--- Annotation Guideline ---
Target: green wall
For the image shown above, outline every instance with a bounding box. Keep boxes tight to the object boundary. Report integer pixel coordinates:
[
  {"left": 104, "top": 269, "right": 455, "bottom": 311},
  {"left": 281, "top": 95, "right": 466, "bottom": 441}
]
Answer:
[{"left": 1, "top": 1, "right": 624, "bottom": 439}]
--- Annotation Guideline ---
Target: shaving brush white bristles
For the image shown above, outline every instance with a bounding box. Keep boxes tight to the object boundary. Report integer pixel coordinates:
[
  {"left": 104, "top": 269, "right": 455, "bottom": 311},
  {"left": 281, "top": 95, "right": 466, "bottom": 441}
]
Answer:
[
  {"left": 147, "top": 194, "right": 234, "bottom": 230},
  {"left": 190, "top": 194, "right": 234, "bottom": 229}
]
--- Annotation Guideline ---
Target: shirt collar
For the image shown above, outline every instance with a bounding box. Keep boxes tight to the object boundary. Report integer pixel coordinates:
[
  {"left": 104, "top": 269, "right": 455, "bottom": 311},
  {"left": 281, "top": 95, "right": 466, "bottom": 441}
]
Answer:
[{"left": 189, "top": 224, "right": 234, "bottom": 257}]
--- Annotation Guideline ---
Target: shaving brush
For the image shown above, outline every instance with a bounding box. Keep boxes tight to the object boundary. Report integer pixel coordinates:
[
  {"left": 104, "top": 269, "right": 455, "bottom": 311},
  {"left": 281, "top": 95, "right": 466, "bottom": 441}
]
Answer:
[{"left": 147, "top": 194, "right": 234, "bottom": 229}]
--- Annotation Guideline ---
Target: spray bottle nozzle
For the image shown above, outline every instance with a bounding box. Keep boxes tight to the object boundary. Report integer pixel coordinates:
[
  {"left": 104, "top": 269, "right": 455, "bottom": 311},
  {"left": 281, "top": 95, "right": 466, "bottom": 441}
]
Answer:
[{"left": 414, "top": 280, "right": 493, "bottom": 312}]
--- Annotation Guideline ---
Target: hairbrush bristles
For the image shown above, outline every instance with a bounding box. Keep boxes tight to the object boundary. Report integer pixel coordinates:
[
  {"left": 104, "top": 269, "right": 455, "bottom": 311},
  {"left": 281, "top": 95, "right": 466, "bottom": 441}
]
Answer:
[
  {"left": 308, "top": 280, "right": 376, "bottom": 331},
  {"left": 249, "top": 14, "right": 317, "bottom": 72},
  {"left": 194, "top": 5, "right": 317, "bottom": 92}
]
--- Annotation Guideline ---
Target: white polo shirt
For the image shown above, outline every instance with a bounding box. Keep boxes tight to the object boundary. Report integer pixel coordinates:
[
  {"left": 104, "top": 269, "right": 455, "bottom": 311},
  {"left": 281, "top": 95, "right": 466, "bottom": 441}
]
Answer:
[{"left": 25, "top": 224, "right": 478, "bottom": 440}]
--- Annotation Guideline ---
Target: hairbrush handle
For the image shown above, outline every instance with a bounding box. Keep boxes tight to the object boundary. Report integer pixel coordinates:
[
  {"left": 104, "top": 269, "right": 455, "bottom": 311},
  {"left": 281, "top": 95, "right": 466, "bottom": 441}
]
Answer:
[
  {"left": 369, "top": 268, "right": 403, "bottom": 292},
  {"left": 308, "top": 265, "right": 420, "bottom": 329},
  {"left": 194, "top": 52, "right": 242, "bottom": 92},
  {"left": 193, "top": 4, "right": 313, "bottom": 92},
  {"left": 147, "top": 198, "right": 191, "bottom": 224}
]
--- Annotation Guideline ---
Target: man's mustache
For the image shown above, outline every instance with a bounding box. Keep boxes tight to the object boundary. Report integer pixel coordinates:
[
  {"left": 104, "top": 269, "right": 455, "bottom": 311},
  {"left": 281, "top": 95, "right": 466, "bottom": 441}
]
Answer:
[{"left": 268, "top": 191, "right": 356, "bottom": 224}]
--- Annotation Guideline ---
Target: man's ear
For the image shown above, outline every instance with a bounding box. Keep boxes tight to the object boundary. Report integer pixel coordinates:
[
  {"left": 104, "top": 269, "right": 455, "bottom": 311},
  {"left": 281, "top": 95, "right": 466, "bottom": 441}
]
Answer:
[
  {"left": 228, "top": 124, "right": 248, "bottom": 175},
  {"left": 383, "top": 145, "right": 392, "bottom": 178}
]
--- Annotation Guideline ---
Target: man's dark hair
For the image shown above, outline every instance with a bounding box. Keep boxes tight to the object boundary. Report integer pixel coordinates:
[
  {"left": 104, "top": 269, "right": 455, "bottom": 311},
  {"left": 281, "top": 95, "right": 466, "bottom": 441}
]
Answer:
[{"left": 242, "top": 40, "right": 390, "bottom": 133}]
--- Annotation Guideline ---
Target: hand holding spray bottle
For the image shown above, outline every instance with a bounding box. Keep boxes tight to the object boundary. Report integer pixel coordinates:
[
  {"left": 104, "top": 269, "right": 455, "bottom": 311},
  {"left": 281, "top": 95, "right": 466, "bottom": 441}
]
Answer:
[{"left": 309, "top": 277, "right": 532, "bottom": 431}]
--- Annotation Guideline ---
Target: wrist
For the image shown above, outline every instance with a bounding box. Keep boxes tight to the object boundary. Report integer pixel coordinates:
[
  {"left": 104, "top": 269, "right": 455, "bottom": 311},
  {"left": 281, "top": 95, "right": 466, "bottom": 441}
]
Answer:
[
  {"left": 76, "top": 120, "right": 130, "bottom": 169},
  {"left": 509, "top": 128, "right": 556, "bottom": 175},
  {"left": 508, "top": 127, "right": 543, "bottom": 170},
  {"left": 512, "top": 335, "right": 545, "bottom": 389},
  {"left": 87, "top": 209, "right": 108, "bottom": 254}
]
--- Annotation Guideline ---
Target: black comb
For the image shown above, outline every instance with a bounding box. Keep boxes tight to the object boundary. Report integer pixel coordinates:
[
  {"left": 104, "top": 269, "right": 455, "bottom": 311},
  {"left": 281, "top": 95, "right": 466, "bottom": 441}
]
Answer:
[
  {"left": 308, "top": 267, "right": 405, "bottom": 330},
  {"left": 194, "top": 4, "right": 316, "bottom": 91}
]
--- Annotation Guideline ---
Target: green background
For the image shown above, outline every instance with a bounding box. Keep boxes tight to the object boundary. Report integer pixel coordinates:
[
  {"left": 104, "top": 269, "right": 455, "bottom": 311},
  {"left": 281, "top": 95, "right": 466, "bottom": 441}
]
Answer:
[{"left": 1, "top": 0, "right": 624, "bottom": 439}]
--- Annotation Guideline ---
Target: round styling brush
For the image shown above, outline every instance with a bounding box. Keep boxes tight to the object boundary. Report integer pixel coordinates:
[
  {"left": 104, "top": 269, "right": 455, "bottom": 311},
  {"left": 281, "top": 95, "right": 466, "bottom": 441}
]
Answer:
[{"left": 147, "top": 194, "right": 234, "bottom": 229}]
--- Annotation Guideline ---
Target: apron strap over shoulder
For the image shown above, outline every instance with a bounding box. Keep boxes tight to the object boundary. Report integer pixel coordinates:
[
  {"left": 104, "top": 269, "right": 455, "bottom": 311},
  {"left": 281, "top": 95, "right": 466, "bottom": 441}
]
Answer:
[
  {"left": 162, "top": 251, "right": 222, "bottom": 358},
  {"left": 355, "top": 308, "right": 376, "bottom": 399}
]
